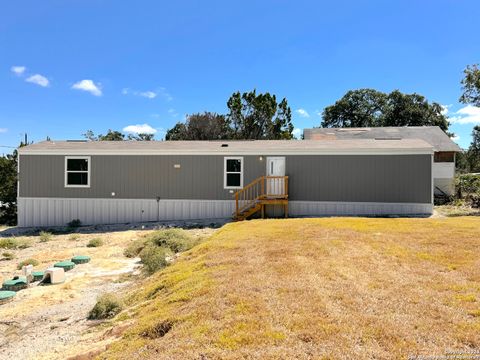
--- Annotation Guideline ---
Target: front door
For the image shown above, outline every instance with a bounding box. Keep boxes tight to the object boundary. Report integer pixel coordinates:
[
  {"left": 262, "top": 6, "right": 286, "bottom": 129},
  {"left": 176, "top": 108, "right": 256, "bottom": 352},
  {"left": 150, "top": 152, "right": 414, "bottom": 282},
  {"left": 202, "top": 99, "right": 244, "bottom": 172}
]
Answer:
[{"left": 266, "top": 157, "right": 286, "bottom": 197}]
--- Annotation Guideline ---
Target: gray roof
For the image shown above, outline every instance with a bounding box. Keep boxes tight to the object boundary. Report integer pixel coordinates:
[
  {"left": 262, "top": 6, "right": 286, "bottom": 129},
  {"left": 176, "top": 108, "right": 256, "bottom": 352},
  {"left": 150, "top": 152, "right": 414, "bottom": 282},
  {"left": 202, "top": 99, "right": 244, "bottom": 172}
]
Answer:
[
  {"left": 19, "top": 139, "right": 433, "bottom": 155},
  {"left": 303, "top": 126, "right": 461, "bottom": 152}
]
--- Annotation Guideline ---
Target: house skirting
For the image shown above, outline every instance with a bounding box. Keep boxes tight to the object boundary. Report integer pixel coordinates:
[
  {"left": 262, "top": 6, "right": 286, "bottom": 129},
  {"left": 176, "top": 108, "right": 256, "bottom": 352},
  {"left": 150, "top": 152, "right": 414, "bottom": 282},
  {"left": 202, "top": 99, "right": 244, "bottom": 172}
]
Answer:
[{"left": 17, "top": 197, "right": 433, "bottom": 227}]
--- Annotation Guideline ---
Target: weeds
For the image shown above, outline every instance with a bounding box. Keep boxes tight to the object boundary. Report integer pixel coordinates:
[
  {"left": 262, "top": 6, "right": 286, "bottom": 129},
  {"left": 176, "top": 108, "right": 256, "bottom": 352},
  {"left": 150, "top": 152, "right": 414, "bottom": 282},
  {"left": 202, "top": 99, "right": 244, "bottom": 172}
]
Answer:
[
  {"left": 88, "top": 293, "right": 123, "bottom": 320},
  {"left": 139, "top": 245, "right": 172, "bottom": 274},
  {"left": 39, "top": 231, "right": 53, "bottom": 242},
  {"left": 87, "top": 238, "right": 104, "bottom": 247},
  {"left": 17, "top": 258, "right": 39, "bottom": 269},
  {"left": 1, "top": 251, "right": 15, "bottom": 260},
  {"left": 0, "top": 237, "right": 31, "bottom": 250}
]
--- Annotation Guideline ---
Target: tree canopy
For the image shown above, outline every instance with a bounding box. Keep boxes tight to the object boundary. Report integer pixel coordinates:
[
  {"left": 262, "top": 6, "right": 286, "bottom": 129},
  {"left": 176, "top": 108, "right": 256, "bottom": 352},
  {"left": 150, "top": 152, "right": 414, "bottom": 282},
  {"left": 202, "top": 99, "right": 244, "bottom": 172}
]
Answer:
[
  {"left": 460, "top": 64, "right": 480, "bottom": 107},
  {"left": 165, "top": 112, "right": 231, "bottom": 140},
  {"left": 321, "top": 89, "right": 449, "bottom": 131},
  {"left": 82, "top": 129, "right": 154, "bottom": 141},
  {"left": 165, "top": 90, "right": 294, "bottom": 140}
]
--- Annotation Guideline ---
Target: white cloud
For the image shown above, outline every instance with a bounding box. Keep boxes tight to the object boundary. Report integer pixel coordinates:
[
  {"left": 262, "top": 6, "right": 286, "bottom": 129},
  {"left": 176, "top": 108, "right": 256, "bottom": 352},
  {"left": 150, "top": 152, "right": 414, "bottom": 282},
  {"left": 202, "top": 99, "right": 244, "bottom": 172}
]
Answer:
[
  {"left": 11, "top": 66, "right": 26, "bottom": 76},
  {"left": 452, "top": 134, "right": 460, "bottom": 142},
  {"left": 138, "top": 91, "right": 157, "bottom": 99},
  {"left": 26, "top": 74, "right": 49, "bottom": 87},
  {"left": 315, "top": 110, "right": 322, "bottom": 117},
  {"left": 295, "top": 109, "right": 310, "bottom": 118},
  {"left": 450, "top": 105, "right": 480, "bottom": 124},
  {"left": 72, "top": 79, "right": 102, "bottom": 96},
  {"left": 122, "top": 87, "right": 171, "bottom": 101},
  {"left": 292, "top": 128, "right": 302, "bottom": 139},
  {"left": 123, "top": 123, "right": 157, "bottom": 134},
  {"left": 441, "top": 104, "right": 452, "bottom": 116},
  {"left": 0, "top": 128, "right": 7, "bottom": 133}
]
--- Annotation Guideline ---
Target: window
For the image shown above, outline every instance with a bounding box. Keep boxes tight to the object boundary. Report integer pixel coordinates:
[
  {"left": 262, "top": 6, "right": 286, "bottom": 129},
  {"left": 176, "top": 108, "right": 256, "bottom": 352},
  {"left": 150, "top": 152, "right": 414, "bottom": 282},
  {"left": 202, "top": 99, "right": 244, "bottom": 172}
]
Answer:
[
  {"left": 224, "top": 157, "right": 243, "bottom": 189},
  {"left": 65, "top": 156, "right": 90, "bottom": 187},
  {"left": 434, "top": 152, "right": 455, "bottom": 163}
]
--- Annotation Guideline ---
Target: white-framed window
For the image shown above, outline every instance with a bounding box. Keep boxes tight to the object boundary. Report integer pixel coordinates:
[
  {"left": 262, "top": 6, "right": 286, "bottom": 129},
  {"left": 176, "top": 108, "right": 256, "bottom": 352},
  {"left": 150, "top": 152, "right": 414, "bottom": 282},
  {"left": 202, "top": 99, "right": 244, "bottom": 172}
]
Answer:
[
  {"left": 224, "top": 156, "right": 243, "bottom": 189},
  {"left": 65, "top": 156, "right": 91, "bottom": 188}
]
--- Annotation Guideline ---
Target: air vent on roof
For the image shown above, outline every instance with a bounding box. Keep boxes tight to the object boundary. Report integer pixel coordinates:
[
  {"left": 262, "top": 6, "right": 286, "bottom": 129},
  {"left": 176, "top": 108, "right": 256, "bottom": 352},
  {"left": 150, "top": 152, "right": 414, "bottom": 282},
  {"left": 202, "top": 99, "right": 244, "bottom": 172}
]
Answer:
[{"left": 221, "top": 144, "right": 229, "bottom": 147}]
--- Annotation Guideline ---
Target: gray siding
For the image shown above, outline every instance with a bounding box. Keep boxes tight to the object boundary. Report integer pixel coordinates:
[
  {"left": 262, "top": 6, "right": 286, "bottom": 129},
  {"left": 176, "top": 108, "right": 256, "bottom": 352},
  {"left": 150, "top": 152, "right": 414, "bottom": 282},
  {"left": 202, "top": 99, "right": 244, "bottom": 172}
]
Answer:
[{"left": 19, "top": 154, "right": 431, "bottom": 204}]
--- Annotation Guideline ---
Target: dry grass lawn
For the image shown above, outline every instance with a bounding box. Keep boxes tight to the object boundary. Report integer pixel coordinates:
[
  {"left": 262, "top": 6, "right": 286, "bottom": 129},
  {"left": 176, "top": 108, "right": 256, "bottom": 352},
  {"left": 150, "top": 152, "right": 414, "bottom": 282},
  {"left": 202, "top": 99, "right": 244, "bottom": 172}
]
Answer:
[{"left": 99, "top": 217, "right": 480, "bottom": 360}]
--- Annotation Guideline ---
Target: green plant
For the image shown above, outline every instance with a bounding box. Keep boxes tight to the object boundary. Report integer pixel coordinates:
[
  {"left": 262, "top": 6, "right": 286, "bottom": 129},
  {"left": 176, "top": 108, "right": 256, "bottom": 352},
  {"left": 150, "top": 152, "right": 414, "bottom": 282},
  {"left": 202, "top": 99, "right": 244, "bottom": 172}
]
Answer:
[
  {"left": 147, "top": 229, "right": 197, "bottom": 253},
  {"left": 124, "top": 238, "right": 147, "bottom": 258},
  {"left": 39, "top": 231, "right": 53, "bottom": 242},
  {"left": 17, "top": 258, "right": 39, "bottom": 270},
  {"left": 139, "top": 245, "right": 172, "bottom": 274},
  {"left": 67, "top": 219, "right": 82, "bottom": 228},
  {"left": 1, "top": 252, "right": 15, "bottom": 260},
  {"left": 87, "top": 238, "right": 104, "bottom": 247},
  {"left": 88, "top": 293, "right": 123, "bottom": 320},
  {"left": 0, "top": 237, "right": 31, "bottom": 249},
  {"left": 69, "top": 234, "right": 80, "bottom": 241}
]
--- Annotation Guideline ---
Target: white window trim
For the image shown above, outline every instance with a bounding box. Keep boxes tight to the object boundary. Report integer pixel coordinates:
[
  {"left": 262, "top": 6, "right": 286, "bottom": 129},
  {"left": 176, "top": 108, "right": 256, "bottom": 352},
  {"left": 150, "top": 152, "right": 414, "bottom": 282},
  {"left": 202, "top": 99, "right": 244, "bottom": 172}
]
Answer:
[
  {"left": 65, "top": 156, "right": 91, "bottom": 188},
  {"left": 224, "top": 156, "right": 244, "bottom": 189}
]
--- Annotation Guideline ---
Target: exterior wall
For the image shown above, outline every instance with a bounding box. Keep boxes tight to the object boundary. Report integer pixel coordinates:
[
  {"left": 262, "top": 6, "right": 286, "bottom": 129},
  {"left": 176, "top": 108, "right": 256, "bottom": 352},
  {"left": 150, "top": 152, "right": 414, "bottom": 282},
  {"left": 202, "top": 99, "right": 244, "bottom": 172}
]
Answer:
[
  {"left": 432, "top": 162, "right": 455, "bottom": 196},
  {"left": 18, "top": 153, "right": 433, "bottom": 226}
]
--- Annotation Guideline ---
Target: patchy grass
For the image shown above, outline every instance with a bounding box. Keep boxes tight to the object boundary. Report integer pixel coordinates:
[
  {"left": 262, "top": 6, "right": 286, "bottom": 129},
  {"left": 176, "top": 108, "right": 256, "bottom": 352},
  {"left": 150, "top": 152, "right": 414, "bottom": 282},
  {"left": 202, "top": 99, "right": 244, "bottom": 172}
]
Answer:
[
  {"left": 1, "top": 251, "right": 15, "bottom": 260},
  {"left": 88, "top": 293, "right": 124, "bottom": 320},
  {"left": 39, "top": 231, "right": 53, "bottom": 242},
  {"left": 101, "top": 217, "right": 480, "bottom": 360},
  {"left": 87, "top": 238, "right": 104, "bottom": 248},
  {"left": 436, "top": 204, "right": 480, "bottom": 217},
  {"left": 17, "top": 258, "right": 39, "bottom": 270},
  {"left": 0, "top": 237, "right": 31, "bottom": 250}
]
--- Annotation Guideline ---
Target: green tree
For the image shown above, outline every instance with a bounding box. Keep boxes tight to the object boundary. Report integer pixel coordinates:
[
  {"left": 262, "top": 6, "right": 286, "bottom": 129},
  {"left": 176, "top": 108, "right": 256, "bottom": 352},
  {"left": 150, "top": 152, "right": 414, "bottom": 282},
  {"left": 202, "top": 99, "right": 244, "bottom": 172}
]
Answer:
[
  {"left": 467, "top": 126, "right": 480, "bottom": 172},
  {"left": 227, "top": 90, "right": 294, "bottom": 139},
  {"left": 83, "top": 130, "right": 154, "bottom": 141},
  {"left": 166, "top": 112, "right": 231, "bottom": 140},
  {"left": 321, "top": 89, "right": 449, "bottom": 131},
  {"left": 0, "top": 146, "right": 23, "bottom": 225},
  {"left": 460, "top": 64, "right": 480, "bottom": 106}
]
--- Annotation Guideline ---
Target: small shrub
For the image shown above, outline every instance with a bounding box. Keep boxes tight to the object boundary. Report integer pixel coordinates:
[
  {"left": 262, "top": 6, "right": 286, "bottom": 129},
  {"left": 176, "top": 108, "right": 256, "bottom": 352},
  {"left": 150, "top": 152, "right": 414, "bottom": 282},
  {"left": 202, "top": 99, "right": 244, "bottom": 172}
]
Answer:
[
  {"left": 0, "top": 237, "right": 31, "bottom": 250},
  {"left": 124, "top": 238, "right": 147, "bottom": 258},
  {"left": 88, "top": 293, "right": 123, "bottom": 320},
  {"left": 2, "top": 252, "right": 15, "bottom": 260},
  {"left": 68, "top": 234, "right": 80, "bottom": 241},
  {"left": 147, "top": 229, "right": 197, "bottom": 253},
  {"left": 67, "top": 219, "right": 82, "bottom": 228},
  {"left": 139, "top": 245, "right": 172, "bottom": 274},
  {"left": 17, "top": 258, "right": 39, "bottom": 270},
  {"left": 87, "top": 238, "right": 104, "bottom": 248},
  {"left": 39, "top": 231, "right": 53, "bottom": 242}
]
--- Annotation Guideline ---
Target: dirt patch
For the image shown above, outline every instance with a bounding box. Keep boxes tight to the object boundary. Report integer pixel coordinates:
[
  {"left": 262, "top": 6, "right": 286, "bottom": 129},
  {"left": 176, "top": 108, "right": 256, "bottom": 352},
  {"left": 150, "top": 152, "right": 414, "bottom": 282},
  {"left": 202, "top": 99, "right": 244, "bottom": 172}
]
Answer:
[{"left": 0, "top": 225, "right": 216, "bottom": 360}]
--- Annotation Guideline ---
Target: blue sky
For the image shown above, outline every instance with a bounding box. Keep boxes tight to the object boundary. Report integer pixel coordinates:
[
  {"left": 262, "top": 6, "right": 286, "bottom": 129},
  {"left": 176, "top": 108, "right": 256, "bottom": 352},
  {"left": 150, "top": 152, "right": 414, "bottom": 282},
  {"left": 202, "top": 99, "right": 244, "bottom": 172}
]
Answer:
[{"left": 1, "top": 0, "right": 479, "bottom": 152}]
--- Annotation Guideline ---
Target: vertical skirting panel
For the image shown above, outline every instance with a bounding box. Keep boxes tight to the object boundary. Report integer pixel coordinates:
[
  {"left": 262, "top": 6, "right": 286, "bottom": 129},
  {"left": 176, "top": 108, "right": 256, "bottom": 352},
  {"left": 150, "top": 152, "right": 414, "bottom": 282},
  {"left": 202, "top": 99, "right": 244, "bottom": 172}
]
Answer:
[
  {"left": 17, "top": 198, "right": 235, "bottom": 227},
  {"left": 288, "top": 201, "right": 432, "bottom": 217}
]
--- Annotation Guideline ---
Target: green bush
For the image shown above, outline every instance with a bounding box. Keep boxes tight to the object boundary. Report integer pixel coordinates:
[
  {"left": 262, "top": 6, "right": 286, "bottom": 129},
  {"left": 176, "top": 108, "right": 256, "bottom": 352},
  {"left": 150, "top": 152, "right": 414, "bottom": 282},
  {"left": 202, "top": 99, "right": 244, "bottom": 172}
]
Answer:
[
  {"left": 88, "top": 293, "right": 123, "bottom": 320},
  {"left": 139, "top": 245, "right": 172, "bottom": 274},
  {"left": 124, "top": 238, "right": 147, "bottom": 258},
  {"left": 17, "top": 258, "right": 39, "bottom": 270},
  {"left": 69, "top": 234, "right": 80, "bottom": 241},
  {"left": 0, "top": 237, "right": 31, "bottom": 250},
  {"left": 87, "top": 238, "right": 104, "bottom": 247},
  {"left": 147, "top": 229, "right": 197, "bottom": 253},
  {"left": 39, "top": 231, "right": 53, "bottom": 242},
  {"left": 2, "top": 252, "right": 15, "bottom": 260},
  {"left": 67, "top": 219, "right": 82, "bottom": 228}
]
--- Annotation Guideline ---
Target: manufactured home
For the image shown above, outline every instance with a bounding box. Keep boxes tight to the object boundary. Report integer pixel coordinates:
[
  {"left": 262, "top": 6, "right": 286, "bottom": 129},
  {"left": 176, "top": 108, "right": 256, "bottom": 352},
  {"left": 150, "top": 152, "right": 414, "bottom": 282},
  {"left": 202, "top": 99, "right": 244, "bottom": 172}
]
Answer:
[
  {"left": 304, "top": 126, "right": 461, "bottom": 196},
  {"left": 18, "top": 138, "right": 435, "bottom": 227}
]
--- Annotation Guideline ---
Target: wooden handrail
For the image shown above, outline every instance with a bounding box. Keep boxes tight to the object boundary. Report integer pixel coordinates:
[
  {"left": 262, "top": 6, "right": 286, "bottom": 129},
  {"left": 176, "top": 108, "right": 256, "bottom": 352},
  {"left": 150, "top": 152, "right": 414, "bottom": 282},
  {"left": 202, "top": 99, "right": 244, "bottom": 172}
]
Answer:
[{"left": 234, "top": 176, "right": 289, "bottom": 218}]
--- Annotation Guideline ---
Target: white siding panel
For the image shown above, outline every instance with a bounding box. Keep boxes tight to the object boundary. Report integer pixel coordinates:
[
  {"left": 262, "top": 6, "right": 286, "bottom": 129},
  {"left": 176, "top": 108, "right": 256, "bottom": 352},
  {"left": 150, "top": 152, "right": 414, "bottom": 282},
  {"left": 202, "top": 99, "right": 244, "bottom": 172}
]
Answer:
[
  {"left": 17, "top": 198, "right": 432, "bottom": 227},
  {"left": 433, "top": 163, "right": 455, "bottom": 179},
  {"left": 289, "top": 201, "right": 432, "bottom": 217}
]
